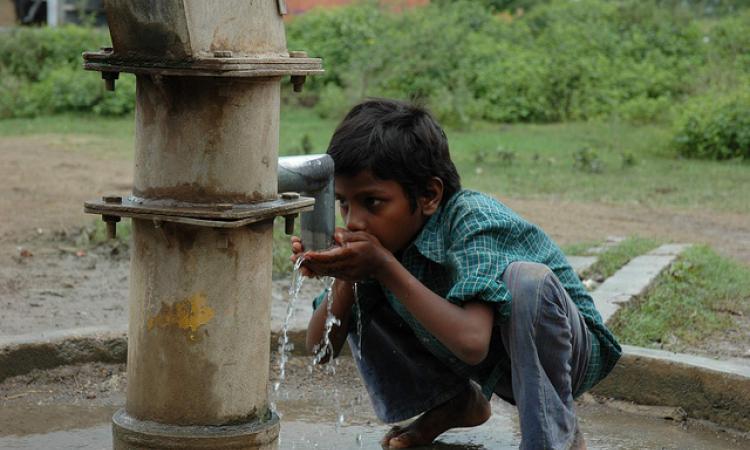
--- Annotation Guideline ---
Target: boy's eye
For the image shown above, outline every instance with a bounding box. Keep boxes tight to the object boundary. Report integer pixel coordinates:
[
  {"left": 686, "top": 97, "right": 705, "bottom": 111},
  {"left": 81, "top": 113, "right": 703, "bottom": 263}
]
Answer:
[{"left": 364, "top": 198, "right": 382, "bottom": 208}]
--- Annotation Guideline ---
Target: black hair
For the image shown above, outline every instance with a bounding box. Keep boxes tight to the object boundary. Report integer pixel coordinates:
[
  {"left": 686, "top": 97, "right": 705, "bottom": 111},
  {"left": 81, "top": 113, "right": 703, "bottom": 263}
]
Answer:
[{"left": 326, "top": 98, "right": 461, "bottom": 211}]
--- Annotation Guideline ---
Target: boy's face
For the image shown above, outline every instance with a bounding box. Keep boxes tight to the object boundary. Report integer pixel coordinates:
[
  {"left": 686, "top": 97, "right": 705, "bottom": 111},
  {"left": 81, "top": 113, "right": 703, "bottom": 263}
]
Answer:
[{"left": 334, "top": 170, "right": 428, "bottom": 255}]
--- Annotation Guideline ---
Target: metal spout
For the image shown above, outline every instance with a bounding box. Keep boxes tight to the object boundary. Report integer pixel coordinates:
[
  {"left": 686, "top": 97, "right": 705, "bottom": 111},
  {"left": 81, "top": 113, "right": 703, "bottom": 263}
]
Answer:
[{"left": 278, "top": 155, "right": 335, "bottom": 251}]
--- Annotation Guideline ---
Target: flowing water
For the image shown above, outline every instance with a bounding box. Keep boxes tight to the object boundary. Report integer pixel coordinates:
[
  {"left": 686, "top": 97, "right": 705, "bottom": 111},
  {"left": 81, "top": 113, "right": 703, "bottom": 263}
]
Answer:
[
  {"left": 273, "top": 258, "right": 351, "bottom": 429},
  {"left": 272, "top": 256, "right": 308, "bottom": 415}
]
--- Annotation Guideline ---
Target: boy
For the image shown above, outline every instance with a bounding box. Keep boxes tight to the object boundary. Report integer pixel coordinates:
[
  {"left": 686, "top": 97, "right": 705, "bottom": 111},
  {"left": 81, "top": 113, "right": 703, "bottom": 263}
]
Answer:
[{"left": 291, "top": 99, "right": 621, "bottom": 449}]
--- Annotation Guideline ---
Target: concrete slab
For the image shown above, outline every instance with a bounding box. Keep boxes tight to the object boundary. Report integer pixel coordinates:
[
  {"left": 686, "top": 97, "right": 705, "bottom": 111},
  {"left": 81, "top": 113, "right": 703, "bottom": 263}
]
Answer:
[
  {"left": 566, "top": 255, "right": 597, "bottom": 277},
  {"left": 594, "top": 345, "right": 750, "bottom": 431},
  {"left": 592, "top": 243, "right": 690, "bottom": 323}
]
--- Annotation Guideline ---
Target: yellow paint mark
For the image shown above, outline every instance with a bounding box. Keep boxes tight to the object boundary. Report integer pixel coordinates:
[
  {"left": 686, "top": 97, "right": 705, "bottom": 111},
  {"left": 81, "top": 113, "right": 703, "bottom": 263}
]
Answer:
[{"left": 147, "top": 293, "right": 215, "bottom": 338}]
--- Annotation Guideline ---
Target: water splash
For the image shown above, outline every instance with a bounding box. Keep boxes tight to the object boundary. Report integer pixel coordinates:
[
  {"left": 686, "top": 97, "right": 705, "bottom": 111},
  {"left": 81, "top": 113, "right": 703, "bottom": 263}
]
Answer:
[
  {"left": 312, "top": 276, "right": 340, "bottom": 369},
  {"left": 353, "top": 282, "right": 363, "bottom": 360},
  {"left": 271, "top": 256, "right": 307, "bottom": 415}
]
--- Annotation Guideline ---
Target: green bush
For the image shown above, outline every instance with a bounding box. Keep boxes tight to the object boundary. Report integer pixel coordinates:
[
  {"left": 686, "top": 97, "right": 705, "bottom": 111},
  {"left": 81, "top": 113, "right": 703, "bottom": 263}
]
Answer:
[
  {"left": 0, "top": 25, "right": 134, "bottom": 118},
  {"left": 287, "top": 0, "right": 706, "bottom": 123},
  {"left": 2, "top": 0, "right": 746, "bottom": 124},
  {"left": 0, "top": 25, "right": 109, "bottom": 81},
  {"left": 673, "top": 90, "right": 750, "bottom": 160}
]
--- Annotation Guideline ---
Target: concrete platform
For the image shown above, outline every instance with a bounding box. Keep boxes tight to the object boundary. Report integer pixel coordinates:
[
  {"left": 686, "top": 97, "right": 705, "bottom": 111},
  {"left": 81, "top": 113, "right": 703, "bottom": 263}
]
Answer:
[
  {"left": 1, "top": 356, "right": 747, "bottom": 450},
  {"left": 592, "top": 243, "right": 691, "bottom": 323}
]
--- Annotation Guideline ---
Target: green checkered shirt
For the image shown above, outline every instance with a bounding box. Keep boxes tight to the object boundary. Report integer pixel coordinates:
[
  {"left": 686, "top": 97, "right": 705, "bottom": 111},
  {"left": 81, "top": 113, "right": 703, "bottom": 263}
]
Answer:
[{"left": 319, "top": 190, "right": 621, "bottom": 398}]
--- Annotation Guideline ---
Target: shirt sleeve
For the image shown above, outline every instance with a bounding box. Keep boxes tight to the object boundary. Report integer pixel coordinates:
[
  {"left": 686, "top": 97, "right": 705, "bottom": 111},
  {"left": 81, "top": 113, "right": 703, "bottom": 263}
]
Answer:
[{"left": 443, "top": 209, "right": 519, "bottom": 307}]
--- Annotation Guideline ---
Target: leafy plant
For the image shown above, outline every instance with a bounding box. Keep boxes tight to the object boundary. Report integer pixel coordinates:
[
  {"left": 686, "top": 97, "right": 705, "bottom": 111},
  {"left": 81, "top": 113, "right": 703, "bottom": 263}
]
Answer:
[
  {"left": 672, "top": 89, "right": 750, "bottom": 160},
  {"left": 573, "top": 147, "right": 604, "bottom": 173}
]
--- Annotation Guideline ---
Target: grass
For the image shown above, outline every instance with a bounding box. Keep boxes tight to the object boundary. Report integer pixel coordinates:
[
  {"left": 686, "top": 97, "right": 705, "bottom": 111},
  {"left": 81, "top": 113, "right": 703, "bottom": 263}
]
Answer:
[
  {"left": 560, "top": 241, "right": 602, "bottom": 257},
  {"left": 582, "top": 236, "right": 662, "bottom": 280},
  {"left": 2, "top": 108, "right": 747, "bottom": 213},
  {"left": 609, "top": 245, "right": 750, "bottom": 349}
]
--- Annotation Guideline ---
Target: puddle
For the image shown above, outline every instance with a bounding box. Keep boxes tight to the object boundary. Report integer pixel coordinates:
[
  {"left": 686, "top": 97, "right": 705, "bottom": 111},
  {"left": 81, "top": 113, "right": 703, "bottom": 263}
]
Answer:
[{"left": 1, "top": 398, "right": 747, "bottom": 450}]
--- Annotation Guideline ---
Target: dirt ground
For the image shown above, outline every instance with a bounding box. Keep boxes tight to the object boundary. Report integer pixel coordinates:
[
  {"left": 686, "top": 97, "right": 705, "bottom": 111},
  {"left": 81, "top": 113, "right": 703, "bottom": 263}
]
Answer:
[{"left": 1, "top": 136, "right": 749, "bottom": 358}]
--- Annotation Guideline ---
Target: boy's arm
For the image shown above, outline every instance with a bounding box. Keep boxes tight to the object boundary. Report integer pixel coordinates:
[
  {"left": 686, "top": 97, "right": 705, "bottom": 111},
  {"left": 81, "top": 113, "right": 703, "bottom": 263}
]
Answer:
[
  {"left": 305, "top": 231, "right": 494, "bottom": 366},
  {"left": 377, "top": 257, "right": 494, "bottom": 366},
  {"left": 305, "top": 279, "right": 355, "bottom": 363}
]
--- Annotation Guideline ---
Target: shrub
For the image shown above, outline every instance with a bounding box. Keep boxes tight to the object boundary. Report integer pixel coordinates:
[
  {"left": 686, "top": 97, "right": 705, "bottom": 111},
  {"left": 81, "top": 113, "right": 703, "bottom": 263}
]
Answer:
[
  {"left": 0, "top": 25, "right": 134, "bottom": 118},
  {"left": 672, "top": 89, "right": 750, "bottom": 160}
]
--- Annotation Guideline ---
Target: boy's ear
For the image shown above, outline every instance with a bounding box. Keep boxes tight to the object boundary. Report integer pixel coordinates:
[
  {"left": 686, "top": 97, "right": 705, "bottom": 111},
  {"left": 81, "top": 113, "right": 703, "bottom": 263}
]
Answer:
[{"left": 420, "top": 177, "right": 444, "bottom": 216}]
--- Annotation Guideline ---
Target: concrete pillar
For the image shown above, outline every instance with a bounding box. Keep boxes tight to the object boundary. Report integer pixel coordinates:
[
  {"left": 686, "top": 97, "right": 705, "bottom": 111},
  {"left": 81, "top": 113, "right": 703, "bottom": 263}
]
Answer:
[
  {"left": 82, "top": 2, "right": 323, "bottom": 447},
  {"left": 113, "top": 76, "right": 282, "bottom": 450}
]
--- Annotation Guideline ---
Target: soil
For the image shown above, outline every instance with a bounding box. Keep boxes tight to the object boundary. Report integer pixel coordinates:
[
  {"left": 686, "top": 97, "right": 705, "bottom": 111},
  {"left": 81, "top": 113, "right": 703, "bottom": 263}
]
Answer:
[{"left": 1, "top": 135, "right": 749, "bottom": 359}]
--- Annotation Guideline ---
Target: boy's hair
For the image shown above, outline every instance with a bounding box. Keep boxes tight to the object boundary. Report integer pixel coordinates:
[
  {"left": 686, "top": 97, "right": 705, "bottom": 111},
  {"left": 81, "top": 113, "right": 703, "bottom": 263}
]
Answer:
[{"left": 327, "top": 99, "right": 461, "bottom": 211}]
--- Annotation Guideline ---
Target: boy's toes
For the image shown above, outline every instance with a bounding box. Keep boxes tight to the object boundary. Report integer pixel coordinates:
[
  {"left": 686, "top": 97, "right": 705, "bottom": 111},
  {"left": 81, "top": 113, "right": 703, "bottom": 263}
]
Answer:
[
  {"left": 380, "top": 426, "right": 404, "bottom": 446},
  {"left": 387, "top": 430, "right": 427, "bottom": 449}
]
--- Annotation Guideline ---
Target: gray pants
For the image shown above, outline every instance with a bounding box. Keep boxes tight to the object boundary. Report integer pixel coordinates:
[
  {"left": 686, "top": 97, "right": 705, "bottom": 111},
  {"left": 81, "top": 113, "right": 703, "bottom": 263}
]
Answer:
[{"left": 349, "top": 262, "right": 590, "bottom": 450}]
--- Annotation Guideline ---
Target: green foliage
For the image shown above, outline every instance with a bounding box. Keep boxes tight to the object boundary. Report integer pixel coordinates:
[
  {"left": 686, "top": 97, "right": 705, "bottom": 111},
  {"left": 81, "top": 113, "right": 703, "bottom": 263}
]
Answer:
[
  {"left": 673, "top": 89, "right": 750, "bottom": 160},
  {"left": 0, "top": 25, "right": 134, "bottom": 118},
  {"left": 610, "top": 245, "right": 750, "bottom": 349},
  {"left": 573, "top": 147, "right": 604, "bottom": 174},
  {"left": 583, "top": 236, "right": 661, "bottom": 280},
  {"left": 5, "top": 1, "right": 748, "bottom": 124},
  {"left": 287, "top": 0, "right": 711, "bottom": 123}
]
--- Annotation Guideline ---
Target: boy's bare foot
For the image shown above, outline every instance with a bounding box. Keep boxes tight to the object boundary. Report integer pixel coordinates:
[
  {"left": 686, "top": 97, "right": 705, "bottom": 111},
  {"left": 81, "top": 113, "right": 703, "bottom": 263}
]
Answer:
[
  {"left": 569, "top": 425, "right": 587, "bottom": 450},
  {"left": 380, "top": 383, "right": 491, "bottom": 449}
]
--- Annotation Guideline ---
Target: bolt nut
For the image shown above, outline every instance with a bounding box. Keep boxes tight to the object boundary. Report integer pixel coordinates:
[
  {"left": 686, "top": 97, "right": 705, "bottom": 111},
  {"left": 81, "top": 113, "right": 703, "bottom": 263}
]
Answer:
[
  {"left": 102, "top": 215, "right": 121, "bottom": 240},
  {"left": 102, "top": 72, "right": 119, "bottom": 92},
  {"left": 289, "top": 51, "right": 308, "bottom": 58},
  {"left": 100, "top": 47, "right": 113, "bottom": 53},
  {"left": 291, "top": 75, "right": 306, "bottom": 92},
  {"left": 102, "top": 195, "right": 122, "bottom": 204},
  {"left": 284, "top": 214, "right": 297, "bottom": 235},
  {"left": 213, "top": 50, "right": 233, "bottom": 58},
  {"left": 281, "top": 192, "right": 300, "bottom": 200}
]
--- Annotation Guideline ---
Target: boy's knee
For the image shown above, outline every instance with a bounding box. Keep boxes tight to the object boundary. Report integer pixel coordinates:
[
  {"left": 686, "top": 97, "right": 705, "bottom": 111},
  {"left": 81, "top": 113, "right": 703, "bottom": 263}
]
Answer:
[
  {"left": 503, "top": 262, "right": 553, "bottom": 325},
  {"left": 503, "top": 262, "right": 552, "bottom": 298}
]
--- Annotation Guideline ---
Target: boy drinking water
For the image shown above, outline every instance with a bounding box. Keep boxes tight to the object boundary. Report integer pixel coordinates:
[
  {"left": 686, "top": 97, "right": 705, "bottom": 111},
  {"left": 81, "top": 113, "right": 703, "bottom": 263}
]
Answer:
[{"left": 291, "top": 99, "right": 621, "bottom": 449}]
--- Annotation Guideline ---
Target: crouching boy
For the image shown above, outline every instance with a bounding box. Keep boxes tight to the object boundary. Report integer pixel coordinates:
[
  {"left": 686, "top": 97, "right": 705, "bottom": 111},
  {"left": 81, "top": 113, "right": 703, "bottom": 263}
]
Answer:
[{"left": 290, "top": 99, "right": 621, "bottom": 449}]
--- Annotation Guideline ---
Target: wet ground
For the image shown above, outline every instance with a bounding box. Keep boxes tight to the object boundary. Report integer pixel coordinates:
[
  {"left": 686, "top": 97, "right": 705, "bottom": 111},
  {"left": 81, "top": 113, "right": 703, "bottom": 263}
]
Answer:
[{"left": 1, "top": 359, "right": 747, "bottom": 450}]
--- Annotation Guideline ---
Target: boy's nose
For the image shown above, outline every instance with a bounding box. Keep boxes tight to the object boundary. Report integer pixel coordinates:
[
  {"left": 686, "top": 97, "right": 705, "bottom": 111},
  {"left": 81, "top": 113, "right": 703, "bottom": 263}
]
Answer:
[{"left": 345, "top": 209, "right": 366, "bottom": 232}]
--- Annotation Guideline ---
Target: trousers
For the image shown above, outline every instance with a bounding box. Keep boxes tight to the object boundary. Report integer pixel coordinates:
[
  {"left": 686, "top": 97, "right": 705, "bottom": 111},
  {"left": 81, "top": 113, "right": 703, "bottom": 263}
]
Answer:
[{"left": 348, "top": 261, "right": 591, "bottom": 450}]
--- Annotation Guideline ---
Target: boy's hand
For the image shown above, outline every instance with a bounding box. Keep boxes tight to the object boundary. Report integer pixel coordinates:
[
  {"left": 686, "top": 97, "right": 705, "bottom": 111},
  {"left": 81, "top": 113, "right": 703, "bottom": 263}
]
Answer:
[
  {"left": 289, "top": 236, "right": 317, "bottom": 278},
  {"left": 302, "top": 228, "right": 394, "bottom": 282}
]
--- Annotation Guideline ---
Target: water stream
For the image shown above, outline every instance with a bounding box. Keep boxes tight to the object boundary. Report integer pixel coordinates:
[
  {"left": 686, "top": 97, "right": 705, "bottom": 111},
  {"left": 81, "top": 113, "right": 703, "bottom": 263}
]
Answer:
[
  {"left": 273, "top": 260, "right": 366, "bottom": 440},
  {"left": 272, "top": 256, "right": 307, "bottom": 415}
]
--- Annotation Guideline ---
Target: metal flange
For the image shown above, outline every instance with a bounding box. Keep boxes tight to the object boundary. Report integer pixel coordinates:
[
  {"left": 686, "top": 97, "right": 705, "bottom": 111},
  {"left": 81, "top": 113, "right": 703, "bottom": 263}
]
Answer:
[
  {"left": 84, "top": 195, "right": 314, "bottom": 229},
  {"left": 82, "top": 51, "right": 324, "bottom": 78}
]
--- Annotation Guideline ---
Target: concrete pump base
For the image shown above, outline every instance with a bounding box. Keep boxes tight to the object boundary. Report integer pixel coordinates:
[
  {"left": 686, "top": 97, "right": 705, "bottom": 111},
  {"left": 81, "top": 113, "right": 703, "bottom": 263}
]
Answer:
[{"left": 112, "top": 409, "right": 279, "bottom": 450}]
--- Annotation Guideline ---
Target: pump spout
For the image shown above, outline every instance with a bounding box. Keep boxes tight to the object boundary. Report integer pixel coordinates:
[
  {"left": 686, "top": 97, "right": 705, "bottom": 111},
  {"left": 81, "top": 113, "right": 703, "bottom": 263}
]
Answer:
[{"left": 278, "top": 155, "right": 335, "bottom": 251}]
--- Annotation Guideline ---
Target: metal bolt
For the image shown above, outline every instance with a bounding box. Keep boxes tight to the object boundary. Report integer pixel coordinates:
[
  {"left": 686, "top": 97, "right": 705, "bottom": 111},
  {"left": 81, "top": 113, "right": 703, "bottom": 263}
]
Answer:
[
  {"left": 213, "top": 50, "right": 233, "bottom": 58},
  {"left": 100, "top": 47, "right": 113, "bottom": 53},
  {"left": 103, "top": 195, "right": 122, "bottom": 204},
  {"left": 281, "top": 192, "right": 300, "bottom": 200},
  {"left": 102, "top": 215, "right": 121, "bottom": 239},
  {"left": 284, "top": 214, "right": 297, "bottom": 235},
  {"left": 102, "top": 72, "right": 119, "bottom": 92},
  {"left": 277, "top": 0, "right": 288, "bottom": 15},
  {"left": 291, "top": 75, "right": 306, "bottom": 92}
]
